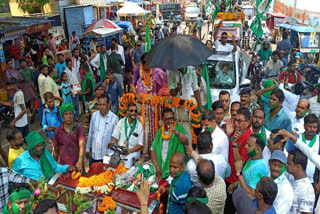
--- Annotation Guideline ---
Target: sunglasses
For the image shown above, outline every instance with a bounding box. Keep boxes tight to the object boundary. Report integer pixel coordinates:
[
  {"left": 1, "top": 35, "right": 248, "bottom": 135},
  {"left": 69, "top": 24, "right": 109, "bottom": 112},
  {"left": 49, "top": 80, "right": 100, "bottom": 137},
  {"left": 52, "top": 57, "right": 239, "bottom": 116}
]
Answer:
[
  {"left": 222, "top": 37, "right": 228, "bottom": 39},
  {"left": 129, "top": 109, "right": 138, "bottom": 113}
]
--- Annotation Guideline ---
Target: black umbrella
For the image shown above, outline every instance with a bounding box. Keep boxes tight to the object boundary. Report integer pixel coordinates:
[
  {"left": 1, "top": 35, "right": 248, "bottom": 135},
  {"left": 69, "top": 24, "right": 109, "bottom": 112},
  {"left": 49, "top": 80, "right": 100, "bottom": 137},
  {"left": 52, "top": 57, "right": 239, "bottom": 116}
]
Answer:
[{"left": 145, "top": 35, "right": 213, "bottom": 70}]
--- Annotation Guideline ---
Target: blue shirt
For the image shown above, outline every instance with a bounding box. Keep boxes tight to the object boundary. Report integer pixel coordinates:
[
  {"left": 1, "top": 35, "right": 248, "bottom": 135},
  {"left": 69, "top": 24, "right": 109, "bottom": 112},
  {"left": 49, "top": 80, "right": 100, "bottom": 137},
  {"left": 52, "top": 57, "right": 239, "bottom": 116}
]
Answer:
[
  {"left": 253, "top": 198, "right": 277, "bottom": 214},
  {"left": 86, "top": 110, "right": 119, "bottom": 160},
  {"left": 168, "top": 172, "right": 192, "bottom": 214},
  {"left": 42, "top": 106, "right": 63, "bottom": 139},
  {"left": 133, "top": 48, "right": 144, "bottom": 65},
  {"left": 55, "top": 62, "right": 66, "bottom": 78},
  {"left": 196, "top": 17, "right": 203, "bottom": 28},
  {"left": 280, "top": 57, "right": 288, "bottom": 67},
  {"left": 104, "top": 79, "right": 123, "bottom": 115},
  {"left": 243, "top": 158, "right": 269, "bottom": 189},
  {"left": 12, "top": 150, "right": 69, "bottom": 181},
  {"left": 262, "top": 95, "right": 292, "bottom": 132}
]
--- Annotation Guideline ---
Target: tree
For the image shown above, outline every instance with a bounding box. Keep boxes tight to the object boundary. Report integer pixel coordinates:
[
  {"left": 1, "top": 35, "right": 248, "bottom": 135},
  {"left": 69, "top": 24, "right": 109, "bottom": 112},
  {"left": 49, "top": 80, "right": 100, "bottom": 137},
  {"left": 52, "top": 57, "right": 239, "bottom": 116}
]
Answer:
[{"left": 17, "top": 0, "right": 50, "bottom": 14}]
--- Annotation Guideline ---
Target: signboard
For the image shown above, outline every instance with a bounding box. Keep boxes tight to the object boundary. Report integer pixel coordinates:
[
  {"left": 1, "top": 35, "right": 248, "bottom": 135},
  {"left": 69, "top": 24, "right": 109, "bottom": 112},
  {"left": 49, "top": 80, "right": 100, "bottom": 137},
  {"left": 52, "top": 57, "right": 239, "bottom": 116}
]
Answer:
[
  {"left": 27, "top": 23, "right": 52, "bottom": 34},
  {"left": 48, "top": 27, "right": 65, "bottom": 45}
]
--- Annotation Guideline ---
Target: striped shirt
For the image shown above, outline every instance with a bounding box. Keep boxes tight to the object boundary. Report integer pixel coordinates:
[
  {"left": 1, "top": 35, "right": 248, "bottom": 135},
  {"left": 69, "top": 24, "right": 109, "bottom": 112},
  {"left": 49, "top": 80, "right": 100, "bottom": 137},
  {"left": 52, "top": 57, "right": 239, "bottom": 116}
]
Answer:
[{"left": 86, "top": 110, "right": 119, "bottom": 160}]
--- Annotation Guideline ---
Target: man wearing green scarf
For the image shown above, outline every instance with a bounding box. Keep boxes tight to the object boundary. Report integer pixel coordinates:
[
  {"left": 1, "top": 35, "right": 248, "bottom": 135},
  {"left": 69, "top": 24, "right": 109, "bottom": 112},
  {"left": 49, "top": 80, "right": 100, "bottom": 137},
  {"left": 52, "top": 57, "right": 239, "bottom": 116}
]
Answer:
[
  {"left": 108, "top": 102, "right": 143, "bottom": 169},
  {"left": 2, "top": 185, "right": 31, "bottom": 214},
  {"left": 12, "top": 131, "right": 76, "bottom": 181},
  {"left": 79, "top": 63, "right": 95, "bottom": 105},
  {"left": 91, "top": 44, "right": 107, "bottom": 82},
  {"left": 151, "top": 108, "right": 188, "bottom": 179}
]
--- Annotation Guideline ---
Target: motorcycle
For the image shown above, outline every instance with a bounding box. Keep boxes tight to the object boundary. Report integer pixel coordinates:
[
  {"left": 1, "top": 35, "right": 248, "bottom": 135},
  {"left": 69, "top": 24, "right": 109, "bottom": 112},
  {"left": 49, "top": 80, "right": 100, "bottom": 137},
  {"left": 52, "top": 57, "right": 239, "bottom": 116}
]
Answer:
[
  {"left": 305, "top": 64, "right": 320, "bottom": 85},
  {"left": 0, "top": 105, "right": 14, "bottom": 128}
]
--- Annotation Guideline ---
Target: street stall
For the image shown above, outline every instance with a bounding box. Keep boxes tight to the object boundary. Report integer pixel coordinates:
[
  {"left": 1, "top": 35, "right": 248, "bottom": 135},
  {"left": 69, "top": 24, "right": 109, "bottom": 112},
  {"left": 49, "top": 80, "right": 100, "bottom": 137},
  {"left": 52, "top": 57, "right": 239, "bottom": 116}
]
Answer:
[
  {"left": 115, "top": 21, "right": 136, "bottom": 34},
  {"left": 266, "top": 11, "right": 287, "bottom": 43},
  {"left": 82, "top": 19, "right": 123, "bottom": 55},
  {"left": 279, "top": 23, "right": 320, "bottom": 64}
]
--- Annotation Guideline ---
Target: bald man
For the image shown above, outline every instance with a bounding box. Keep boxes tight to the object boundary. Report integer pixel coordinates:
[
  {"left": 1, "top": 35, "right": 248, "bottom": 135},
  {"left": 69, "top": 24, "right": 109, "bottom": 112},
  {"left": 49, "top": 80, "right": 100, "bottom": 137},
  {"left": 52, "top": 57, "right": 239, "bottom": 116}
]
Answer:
[
  {"left": 167, "top": 152, "right": 192, "bottom": 214},
  {"left": 290, "top": 99, "right": 310, "bottom": 134}
]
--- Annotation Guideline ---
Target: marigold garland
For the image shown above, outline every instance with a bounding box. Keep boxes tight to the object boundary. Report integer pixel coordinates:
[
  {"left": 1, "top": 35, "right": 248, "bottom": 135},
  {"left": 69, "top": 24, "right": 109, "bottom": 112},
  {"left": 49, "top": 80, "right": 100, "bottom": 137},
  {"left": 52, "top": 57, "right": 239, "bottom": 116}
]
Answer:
[
  {"left": 161, "top": 122, "right": 176, "bottom": 140},
  {"left": 155, "top": 104, "right": 159, "bottom": 131},
  {"left": 77, "top": 170, "right": 114, "bottom": 188},
  {"left": 114, "top": 164, "right": 128, "bottom": 174},
  {"left": 141, "top": 66, "right": 151, "bottom": 86},
  {"left": 71, "top": 171, "right": 81, "bottom": 180},
  {"left": 118, "top": 93, "right": 201, "bottom": 144},
  {"left": 98, "top": 196, "right": 117, "bottom": 212}
]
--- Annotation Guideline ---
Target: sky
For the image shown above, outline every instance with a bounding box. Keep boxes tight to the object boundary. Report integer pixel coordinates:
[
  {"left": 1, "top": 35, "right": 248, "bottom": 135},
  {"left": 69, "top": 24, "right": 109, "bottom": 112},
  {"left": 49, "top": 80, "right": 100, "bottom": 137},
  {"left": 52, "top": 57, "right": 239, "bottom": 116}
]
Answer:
[{"left": 295, "top": 0, "right": 320, "bottom": 12}]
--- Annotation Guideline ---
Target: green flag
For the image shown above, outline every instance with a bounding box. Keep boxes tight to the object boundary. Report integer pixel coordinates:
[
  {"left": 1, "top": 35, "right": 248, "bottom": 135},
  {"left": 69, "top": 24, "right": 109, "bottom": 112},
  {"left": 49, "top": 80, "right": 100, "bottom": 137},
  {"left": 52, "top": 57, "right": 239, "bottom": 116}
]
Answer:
[
  {"left": 212, "top": 0, "right": 220, "bottom": 22},
  {"left": 145, "top": 21, "right": 152, "bottom": 53},
  {"left": 256, "top": 0, "right": 272, "bottom": 18},
  {"left": 202, "top": 62, "right": 212, "bottom": 110},
  {"left": 250, "top": 16, "right": 264, "bottom": 38}
]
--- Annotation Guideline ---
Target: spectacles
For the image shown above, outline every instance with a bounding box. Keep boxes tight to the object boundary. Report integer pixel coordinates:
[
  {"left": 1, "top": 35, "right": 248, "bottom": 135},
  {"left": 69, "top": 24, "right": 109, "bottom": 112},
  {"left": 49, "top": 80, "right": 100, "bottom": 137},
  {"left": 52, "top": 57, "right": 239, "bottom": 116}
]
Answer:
[
  {"left": 129, "top": 109, "right": 138, "bottom": 113},
  {"left": 234, "top": 119, "right": 248, "bottom": 124},
  {"left": 221, "top": 37, "right": 228, "bottom": 39},
  {"left": 165, "top": 117, "right": 175, "bottom": 122}
]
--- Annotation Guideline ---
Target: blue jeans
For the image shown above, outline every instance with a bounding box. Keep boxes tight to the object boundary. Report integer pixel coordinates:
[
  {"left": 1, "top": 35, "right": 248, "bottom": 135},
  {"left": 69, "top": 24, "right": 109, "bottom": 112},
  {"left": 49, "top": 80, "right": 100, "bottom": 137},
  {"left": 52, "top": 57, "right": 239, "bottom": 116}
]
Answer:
[
  {"left": 72, "top": 94, "right": 79, "bottom": 121},
  {"left": 38, "top": 98, "right": 44, "bottom": 125}
]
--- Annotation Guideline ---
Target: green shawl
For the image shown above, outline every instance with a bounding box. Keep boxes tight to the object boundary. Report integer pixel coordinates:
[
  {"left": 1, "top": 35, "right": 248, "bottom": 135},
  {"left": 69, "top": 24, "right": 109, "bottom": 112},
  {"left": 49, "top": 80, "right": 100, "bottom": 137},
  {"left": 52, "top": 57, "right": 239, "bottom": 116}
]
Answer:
[
  {"left": 151, "top": 124, "right": 185, "bottom": 178},
  {"left": 262, "top": 80, "right": 276, "bottom": 99},
  {"left": 2, "top": 189, "right": 31, "bottom": 214},
  {"left": 100, "top": 52, "right": 106, "bottom": 81},
  {"left": 25, "top": 132, "right": 53, "bottom": 179},
  {"left": 82, "top": 72, "right": 95, "bottom": 102}
]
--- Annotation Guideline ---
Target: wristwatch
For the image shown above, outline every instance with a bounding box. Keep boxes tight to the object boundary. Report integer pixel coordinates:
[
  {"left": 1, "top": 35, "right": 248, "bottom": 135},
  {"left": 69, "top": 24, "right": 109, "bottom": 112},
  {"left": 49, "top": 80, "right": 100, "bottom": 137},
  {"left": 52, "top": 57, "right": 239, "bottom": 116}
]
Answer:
[
  {"left": 236, "top": 171, "right": 243, "bottom": 177},
  {"left": 232, "top": 143, "right": 238, "bottom": 148}
]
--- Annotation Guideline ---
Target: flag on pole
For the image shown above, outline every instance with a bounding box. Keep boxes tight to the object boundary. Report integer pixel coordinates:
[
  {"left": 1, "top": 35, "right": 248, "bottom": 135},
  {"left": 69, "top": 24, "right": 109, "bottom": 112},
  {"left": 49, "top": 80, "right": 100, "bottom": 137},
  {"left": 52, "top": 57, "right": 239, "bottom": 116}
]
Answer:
[
  {"left": 212, "top": 0, "right": 220, "bottom": 21},
  {"left": 202, "top": 62, "right": 212, "bottom": 110},
  {"left": 250, "top": 16, "right": 264, "bottom": 38},
  {"left": 145, "top": 21, "right": 152, "bottom": 53},
  {"left": 250, "top": 0, "right": 272, "bottom": 38}
]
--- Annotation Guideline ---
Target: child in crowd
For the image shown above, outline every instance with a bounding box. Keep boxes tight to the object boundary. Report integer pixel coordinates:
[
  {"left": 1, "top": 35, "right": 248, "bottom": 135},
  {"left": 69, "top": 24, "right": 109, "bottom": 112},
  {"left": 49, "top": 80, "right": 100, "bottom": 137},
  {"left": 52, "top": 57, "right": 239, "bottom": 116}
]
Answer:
[
  {"left": 61, "top": 72, "right": 73, "bottom": 104},
  {"left": 6, "top": 128, "right": 24, "bottom": 169},
  {"left": 42, "top": 92, "right": 64, "bottom": 141}
]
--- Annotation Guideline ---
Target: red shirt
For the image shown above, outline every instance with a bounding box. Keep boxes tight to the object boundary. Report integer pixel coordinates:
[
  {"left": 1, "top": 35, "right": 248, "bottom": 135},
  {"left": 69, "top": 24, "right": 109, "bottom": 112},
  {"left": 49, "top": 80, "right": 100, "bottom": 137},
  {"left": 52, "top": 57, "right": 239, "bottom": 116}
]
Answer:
[
  {"left": 53, "top": 123, "right": 85, "bottom": 167},
  {"left": 225, "top": 127, "right": 252, "bottom": 184},
  {"left": 279, "top": 70, "right": 302, "bottom": 84}
]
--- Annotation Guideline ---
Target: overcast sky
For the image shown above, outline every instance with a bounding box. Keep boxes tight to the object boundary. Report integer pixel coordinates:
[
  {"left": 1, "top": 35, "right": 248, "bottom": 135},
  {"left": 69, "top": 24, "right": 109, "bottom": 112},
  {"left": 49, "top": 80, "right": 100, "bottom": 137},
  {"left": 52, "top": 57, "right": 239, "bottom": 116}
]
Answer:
[{"left": 296, "top": 0, "right": 320, "bottom": 12}]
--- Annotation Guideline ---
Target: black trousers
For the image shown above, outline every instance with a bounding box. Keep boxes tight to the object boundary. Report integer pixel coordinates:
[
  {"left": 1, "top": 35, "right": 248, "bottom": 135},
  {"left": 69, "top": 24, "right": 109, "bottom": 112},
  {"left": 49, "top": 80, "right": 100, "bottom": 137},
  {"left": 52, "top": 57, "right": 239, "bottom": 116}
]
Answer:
[{"left": 224, "top": 181, "right": 236, "bottom": 214}]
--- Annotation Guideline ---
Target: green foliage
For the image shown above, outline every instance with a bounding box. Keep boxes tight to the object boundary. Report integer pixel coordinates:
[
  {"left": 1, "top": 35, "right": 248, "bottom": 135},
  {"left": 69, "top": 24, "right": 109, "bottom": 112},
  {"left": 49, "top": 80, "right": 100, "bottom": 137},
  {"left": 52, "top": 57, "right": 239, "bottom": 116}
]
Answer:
[
  {"left": 65, "top": 191, "right": 92, "bottom": 214},
  {"left": 17, "top": 0, "right": 50, "bottom": 13}
]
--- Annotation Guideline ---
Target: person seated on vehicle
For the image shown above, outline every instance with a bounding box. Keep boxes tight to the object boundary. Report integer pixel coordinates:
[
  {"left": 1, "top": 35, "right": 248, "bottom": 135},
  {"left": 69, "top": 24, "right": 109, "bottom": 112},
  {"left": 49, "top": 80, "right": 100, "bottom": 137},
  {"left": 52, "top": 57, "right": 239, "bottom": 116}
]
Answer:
[
  {"left": 279, "top": 61, "right": 302, "bottom": 85},
  {"left": 216, "top": 63, "right": 234, "bottom": 85},
  {"left": 257, "top": 40, "right": 272, "bottom": 65},
  {"left": 214, "top": 21, "right": 237, "bottom": 52},
  {"left": 151, "top": 108, "right": 188, "bottom": 179},
  {"left": 261, "top": 51, "right": 284, "bottom": 77},
  {"left": 109, "top": 102, "right": 144, "bottom": 169}
]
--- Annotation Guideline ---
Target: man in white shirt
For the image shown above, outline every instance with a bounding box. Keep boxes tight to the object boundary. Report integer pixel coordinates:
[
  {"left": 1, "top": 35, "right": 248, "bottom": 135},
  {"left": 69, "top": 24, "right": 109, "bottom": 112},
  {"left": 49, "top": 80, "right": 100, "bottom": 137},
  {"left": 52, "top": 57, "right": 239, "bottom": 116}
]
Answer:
[
  {"left": 201, "top": 110, "right": 229, "bottom": 161},
  {"left": 91, "top": 45, "right": 107, "bottom": 81},
  {"left": 177, "top": 21, "right": 183, "bottom": 35},
  {"left": 286, "top": 147, "right": 315, "bottom": 213},
  {"left": 109, "top": 103, "right": 143, "bottom": 169},
  {"left": 168, "top": 66, "right": 204, "bottom": 113},
  {"left": 261, "top": 51, "right": 284, "bottom": 77},
  {"left": 72, "top": 49, "right": 81, "bottom": 82},
  {"left": 281, "top": 129, "right": 320, "bottom": 213},
  {"left": 214, "top": 21, "right": 237, "bottom": 52},
  {"left": 89, "top": 38, "right": 97, "bottom": 53},
  {"left": 290, "top": 99, "right": 310, "bottom": 134},
  {"left": 278, "top": 82, "right": 304, "bottom": 115},
  {"left": 37, "top": 64, "right": 48, "bottom": 124},
  {"left": 186, "top": 131, "right": 230, "bottom": 186},
  {"left": 111, "top": 38, "right": 125, "bottom": 65},
  {"left": 286, "top": 114, "right": 320, "bottom": 184},
  {"left": 268, "top": 150, "right": 294, "bottom": 214}
]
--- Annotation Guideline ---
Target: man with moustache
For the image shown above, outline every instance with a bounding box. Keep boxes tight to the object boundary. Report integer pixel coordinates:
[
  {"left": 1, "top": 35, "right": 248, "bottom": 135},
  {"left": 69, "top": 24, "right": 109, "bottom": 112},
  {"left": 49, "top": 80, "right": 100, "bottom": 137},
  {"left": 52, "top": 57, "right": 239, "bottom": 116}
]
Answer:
[
  {"left": 286, "top": 114, "right": 320, "bottom": 185},
  {"left": 268, "top": 150, "right": 294, "bottom": 214},
  {"left": 219, "top": 91, "right": 231, "bottom": 120},
  {"left": 239, "top": 88, "right": 259, "bottom": 114},
  {"left": 290, "top": 99, "right": 310, "bottom": 134},
  {"left": 251, "top": 109, "right": 271, "bottom": 145},
  {"left": 109, "top": 103, "right": 144, "bottom": 169},
  {"left": 224, "top": 107, "right": 252, "bottom": 214}
]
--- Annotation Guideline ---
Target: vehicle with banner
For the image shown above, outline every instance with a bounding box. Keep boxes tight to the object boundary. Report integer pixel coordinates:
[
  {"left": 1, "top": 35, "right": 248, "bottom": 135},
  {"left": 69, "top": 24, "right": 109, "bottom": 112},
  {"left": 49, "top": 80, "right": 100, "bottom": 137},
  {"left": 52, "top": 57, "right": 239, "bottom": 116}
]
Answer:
[
  {"left": 266, "top": 11, "right": 286, "bottom": 43},
  {"left": 279, "top": 23, "right": 320, "bottom": 63},
  {"left": 205, "top": 51, "right": 251, "bottom": 102}
]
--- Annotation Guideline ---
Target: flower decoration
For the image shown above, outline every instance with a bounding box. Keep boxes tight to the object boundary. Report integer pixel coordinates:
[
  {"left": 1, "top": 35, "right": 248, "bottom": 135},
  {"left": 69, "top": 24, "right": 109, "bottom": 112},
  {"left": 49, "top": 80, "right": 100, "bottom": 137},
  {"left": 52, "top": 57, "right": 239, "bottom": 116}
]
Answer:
[
  {"left": 98, "top": 196, "right": 116, "bottom": 214},
  {"left": 65, "top": 191, "right": 91, "bottom": 214}
]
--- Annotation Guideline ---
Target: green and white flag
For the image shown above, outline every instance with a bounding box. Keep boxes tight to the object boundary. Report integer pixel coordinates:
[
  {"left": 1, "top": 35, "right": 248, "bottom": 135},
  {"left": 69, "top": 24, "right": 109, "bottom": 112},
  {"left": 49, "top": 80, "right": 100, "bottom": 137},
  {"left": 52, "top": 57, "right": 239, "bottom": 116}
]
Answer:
[
  {"left": 205, "top": 0, "right": 212, "bottom": 15},
  {"left": 202, "top": 62, "right": 212, "bottom": 110},
  {"left": 212, "top": 0, "right": 220, "bottom": 21},
  {"left": 145, "top": 20, "right": 152, "bottom": 53},
  {"left": 256, "top": 0, "right": 272, "bottom": 18},
  {"left": 250, "top": 15, "right": 264, "bottom": 38}
]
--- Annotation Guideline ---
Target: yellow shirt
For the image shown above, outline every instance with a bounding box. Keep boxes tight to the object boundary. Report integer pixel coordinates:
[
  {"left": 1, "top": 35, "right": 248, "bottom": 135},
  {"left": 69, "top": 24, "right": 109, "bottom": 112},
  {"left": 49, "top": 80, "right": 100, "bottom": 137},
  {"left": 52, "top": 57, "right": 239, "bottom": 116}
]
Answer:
[{"left": 8, "top": 146, "right": 24, "bottom": 169}]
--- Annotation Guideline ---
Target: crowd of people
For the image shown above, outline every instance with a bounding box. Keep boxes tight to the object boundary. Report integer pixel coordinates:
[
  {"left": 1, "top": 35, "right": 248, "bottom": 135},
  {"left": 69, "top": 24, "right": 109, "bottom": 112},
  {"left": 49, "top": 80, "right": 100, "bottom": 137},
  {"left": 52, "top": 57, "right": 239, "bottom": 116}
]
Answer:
[{"left": 1, "top": 7, "right": 320, "bottom": 214}]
